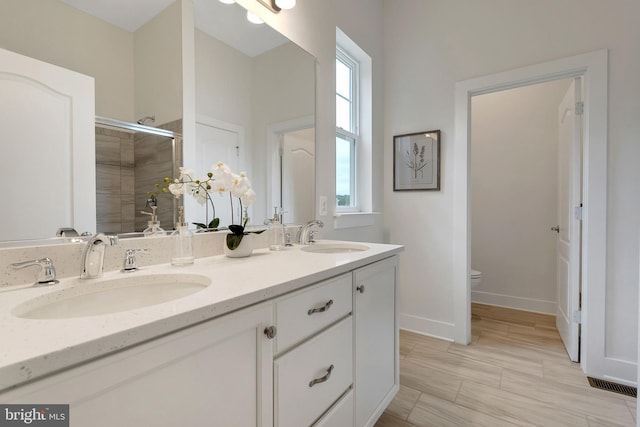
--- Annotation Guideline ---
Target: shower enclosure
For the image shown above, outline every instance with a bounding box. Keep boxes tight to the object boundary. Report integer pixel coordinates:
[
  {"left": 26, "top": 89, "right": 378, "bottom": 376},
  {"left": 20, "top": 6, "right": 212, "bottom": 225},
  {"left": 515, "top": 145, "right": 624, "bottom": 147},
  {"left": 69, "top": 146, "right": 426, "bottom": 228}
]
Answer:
[{"left": 95, "top": 116, "right": 182, "bottom": 234}]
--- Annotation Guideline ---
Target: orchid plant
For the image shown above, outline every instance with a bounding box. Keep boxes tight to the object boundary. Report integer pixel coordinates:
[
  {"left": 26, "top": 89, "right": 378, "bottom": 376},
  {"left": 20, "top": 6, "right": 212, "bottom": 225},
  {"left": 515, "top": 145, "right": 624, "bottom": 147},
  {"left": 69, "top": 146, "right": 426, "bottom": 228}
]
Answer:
[{"left": 163, "top": 162, "right": 261, "bottom": 250}]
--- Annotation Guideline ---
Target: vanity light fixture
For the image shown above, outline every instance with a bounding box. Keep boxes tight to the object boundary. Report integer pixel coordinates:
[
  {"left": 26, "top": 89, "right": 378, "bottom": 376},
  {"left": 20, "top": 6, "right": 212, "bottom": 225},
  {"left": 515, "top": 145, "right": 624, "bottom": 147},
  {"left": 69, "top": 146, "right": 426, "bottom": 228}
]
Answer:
[
  {"left": 275, "top": 0, "right": 296, "bottom": 9},
  {"left": 218, "top": 0, "right": 235, "bottom": 4},
  {"left": 247, "top": 10, "right": 264, "bottom": 24},
  {"left": 256, "top": 0, "right": 296, "bottom": 13}
]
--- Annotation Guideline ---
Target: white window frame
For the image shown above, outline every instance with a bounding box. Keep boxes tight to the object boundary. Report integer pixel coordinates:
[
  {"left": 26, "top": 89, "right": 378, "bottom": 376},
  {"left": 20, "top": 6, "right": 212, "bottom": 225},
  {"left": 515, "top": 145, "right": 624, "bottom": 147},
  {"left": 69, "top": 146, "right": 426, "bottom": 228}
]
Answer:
[
  {"left": 335, "top": 28, "right": 372, "bottom": 225},
  {"left": 336, "top": 47, "right": 359, "bottom": 211}
]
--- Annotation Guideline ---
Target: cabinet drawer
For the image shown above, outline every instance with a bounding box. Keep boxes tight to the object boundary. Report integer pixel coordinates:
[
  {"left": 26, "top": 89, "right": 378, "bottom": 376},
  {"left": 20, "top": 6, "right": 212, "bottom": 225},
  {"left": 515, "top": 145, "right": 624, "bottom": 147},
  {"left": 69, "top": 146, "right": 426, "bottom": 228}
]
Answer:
[
  {"left": 313, "top": 389, "right": 354, "bottom": 427},
  {"left": 275, "top": 316, "right": 353, "bottom": 427},
  {"left": 275, "top": 273, "right": 352, "bottom": 353}
]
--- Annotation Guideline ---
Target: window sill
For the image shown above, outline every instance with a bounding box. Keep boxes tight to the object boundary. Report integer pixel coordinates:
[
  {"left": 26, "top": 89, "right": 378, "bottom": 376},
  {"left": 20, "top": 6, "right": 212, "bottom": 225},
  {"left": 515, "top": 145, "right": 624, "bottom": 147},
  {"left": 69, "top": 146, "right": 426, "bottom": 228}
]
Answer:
[{"left": 333, "top": 212, "right": 380, "bottom": 229}]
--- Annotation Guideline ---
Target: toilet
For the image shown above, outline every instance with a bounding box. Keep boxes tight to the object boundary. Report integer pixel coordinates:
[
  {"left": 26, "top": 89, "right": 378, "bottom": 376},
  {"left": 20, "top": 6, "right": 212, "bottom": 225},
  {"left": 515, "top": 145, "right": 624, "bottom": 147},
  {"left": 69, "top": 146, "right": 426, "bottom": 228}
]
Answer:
[{"left": 471, "top": 269, "right": 482, "bottom": 288}]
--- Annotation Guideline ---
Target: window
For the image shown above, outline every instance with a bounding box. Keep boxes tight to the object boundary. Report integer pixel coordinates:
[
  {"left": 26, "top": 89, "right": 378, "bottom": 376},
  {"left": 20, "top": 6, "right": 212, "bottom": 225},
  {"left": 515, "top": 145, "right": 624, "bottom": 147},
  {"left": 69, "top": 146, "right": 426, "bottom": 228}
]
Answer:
[
  {"left": 335, "top": 28, "right": 372, "bottom": 226},
  {"left": 336, "top": 47, "right": 359, "bottom": 210}
]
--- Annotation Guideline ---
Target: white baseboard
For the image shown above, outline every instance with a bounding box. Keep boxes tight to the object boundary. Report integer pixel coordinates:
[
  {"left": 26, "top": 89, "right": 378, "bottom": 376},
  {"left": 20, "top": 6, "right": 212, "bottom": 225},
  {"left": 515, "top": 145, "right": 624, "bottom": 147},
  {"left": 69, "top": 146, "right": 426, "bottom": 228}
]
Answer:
[
  {"left": 471, "top": 290, "right": 556, "bottom": 315},
  {"left": 602, "top": 357, "right": 637, "bottom": 387},
  {"left": 399, "top": 313, "right": 455, "bottom": 342}
]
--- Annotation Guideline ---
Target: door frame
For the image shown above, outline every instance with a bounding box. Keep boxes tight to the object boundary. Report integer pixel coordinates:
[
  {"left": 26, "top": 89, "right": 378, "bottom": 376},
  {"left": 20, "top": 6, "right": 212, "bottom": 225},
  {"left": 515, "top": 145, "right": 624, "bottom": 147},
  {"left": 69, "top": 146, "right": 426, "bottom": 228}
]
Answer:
[
  {"left": 453, "top": 50, "right": 608, "bottom": 377},
  {"left": 265, "top": 115, "right": 315, "bottom": 220},
  {"left": 188, "top": 115, "right": 246, "bottom": 225}
]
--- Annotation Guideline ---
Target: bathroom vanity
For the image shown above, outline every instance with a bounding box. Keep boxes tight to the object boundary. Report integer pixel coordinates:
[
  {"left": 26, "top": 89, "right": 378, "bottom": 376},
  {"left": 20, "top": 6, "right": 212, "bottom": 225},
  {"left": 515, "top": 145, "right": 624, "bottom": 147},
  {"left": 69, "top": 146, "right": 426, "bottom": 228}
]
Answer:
[{"left": 0, "top": 239, "right": 402, "bottom": 427}]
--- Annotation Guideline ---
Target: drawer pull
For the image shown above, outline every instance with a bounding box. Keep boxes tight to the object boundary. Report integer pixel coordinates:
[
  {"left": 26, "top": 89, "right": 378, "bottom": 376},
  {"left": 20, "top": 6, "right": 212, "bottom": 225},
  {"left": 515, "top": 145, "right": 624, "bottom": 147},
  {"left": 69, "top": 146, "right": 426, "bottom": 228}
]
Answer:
[
  {"left": 307, "top": 299, "right": 334, "bottom": 315},
  {"left": 309, "top": 364, "right": 334, "bottom": 388},
  {"left": 264, "top": 325, "right": 277, "bottom": 339},
  {"left": 356, "top": 285, "right": 365, "bottom": 294}
]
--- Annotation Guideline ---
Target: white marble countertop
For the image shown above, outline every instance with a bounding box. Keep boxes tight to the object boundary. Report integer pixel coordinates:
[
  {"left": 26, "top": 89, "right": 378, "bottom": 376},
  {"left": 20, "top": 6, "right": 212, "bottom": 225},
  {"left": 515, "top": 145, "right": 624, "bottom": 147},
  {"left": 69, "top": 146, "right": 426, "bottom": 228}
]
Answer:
[{"left": 0, "top": 240, "right": 402, "bottom": 391}]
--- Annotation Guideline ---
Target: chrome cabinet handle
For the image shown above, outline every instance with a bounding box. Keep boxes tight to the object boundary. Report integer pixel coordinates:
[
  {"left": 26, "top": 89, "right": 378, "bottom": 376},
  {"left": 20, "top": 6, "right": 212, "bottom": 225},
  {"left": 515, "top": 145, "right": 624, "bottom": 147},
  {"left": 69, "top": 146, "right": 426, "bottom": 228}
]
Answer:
[
  {"left": 264, "top": 325, "right": 277, "bottom": 339},
  {"left": 308, "top": 299, "right": 333, "bottom": 315},
  {"left": 309, "top": 364, "right": 334, "bottom": 387},
  {"left": 356, "top": 285, "right": 365, "bottom": 294}
]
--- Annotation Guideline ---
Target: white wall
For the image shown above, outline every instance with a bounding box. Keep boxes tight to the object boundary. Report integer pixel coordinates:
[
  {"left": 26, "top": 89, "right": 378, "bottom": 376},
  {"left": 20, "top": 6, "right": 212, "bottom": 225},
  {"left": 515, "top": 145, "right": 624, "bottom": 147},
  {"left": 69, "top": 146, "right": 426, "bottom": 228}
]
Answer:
[
  {"left": 384, "top": 0, "right": 640, "bottom": 379},
  {"left": 251, "top": 42, "right": 315, "bottom": 223},
  {"left": 195, "top": 30, "right": 253, "bottom": 129},
  {"left": 134, "top": 1, "right": 184, "bottom": 125},
  {"left": 471, "top": 80, "right": 570, "bottom": 314},
  {"left": 0, "top": 0, "right": 134, "bottom": 121},
  {"left": 194, "top": 30, "right": 314, "bottom": 224}
]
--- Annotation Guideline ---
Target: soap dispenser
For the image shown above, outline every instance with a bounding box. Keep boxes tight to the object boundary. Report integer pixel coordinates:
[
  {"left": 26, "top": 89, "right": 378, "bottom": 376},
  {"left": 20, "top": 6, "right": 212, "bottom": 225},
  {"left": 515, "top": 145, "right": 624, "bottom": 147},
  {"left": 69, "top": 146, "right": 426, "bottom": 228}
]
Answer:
[
  {"left": 141, "top": 205, "right": 166, "bottom": 236},
  {"left": 171, "top": 206, "right": 194, "bottom": 265},
  {"left": 268, "top": 206, "right": 285, "bottom": 251}
]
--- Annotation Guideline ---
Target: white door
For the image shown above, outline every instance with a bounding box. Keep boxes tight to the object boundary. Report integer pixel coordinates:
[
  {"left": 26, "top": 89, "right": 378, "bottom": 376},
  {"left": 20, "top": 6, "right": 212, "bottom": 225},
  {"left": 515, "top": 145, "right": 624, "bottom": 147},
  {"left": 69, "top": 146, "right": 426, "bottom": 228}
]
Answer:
[
  {"left": 555, "top": 77, "right": 583, "bottom": 362},
  {"left": 281, "top": 128, "right": 315, "bottom": 224},
  {"left": 194, "top": 120, "right": 242, "bottom": 228},
  {"left": 0, "top": 48, "right": 95, "bottom": 240}
]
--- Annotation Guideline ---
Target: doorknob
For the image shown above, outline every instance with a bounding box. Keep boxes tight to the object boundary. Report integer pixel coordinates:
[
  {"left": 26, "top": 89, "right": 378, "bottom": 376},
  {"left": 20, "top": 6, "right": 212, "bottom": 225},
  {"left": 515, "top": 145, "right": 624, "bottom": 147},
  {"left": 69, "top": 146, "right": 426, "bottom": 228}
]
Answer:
[{"left": 550, "top": 225, "right": 560, "bottom": 233}]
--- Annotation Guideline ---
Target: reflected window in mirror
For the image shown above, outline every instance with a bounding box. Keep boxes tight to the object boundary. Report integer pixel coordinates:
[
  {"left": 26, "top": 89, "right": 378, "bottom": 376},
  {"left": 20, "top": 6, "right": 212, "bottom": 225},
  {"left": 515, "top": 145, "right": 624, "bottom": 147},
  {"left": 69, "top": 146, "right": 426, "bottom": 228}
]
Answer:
[{"left": 336, "top": 28, "right": 372, "bottom": 214}]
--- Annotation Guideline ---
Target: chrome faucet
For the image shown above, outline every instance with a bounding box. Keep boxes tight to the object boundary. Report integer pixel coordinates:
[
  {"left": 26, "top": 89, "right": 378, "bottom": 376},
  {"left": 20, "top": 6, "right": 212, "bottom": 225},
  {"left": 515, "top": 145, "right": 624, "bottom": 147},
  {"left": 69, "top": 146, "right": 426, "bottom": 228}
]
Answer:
[
  {"left": 11, "top": 257, "right": 59, "bottom": 286},
  {"left": 80, "top": 233, "right": 119, "bottom": 279},
  {"left": 299, "top": 220, "right": 324, "bottom": 244}
]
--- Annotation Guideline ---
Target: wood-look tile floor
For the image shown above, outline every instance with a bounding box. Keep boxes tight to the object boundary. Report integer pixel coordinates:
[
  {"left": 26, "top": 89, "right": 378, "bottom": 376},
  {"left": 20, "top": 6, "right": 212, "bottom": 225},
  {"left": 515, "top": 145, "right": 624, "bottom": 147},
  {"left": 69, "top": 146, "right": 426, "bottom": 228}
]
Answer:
[{"left": 375, "top": 303, "right": 637, "bottom": 427}]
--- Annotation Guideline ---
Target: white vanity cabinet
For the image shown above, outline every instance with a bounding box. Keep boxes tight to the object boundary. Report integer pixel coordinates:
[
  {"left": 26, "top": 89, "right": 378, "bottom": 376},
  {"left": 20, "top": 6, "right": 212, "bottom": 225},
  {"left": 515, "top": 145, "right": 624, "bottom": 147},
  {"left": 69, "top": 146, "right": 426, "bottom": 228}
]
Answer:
[
  {"left": 0, "top": 253, "right": 400, "bottom": 427},
  {"left": 0, "top": 302, "right": 275, "bottom": 427},
  {"left": 273, "top": 255, "right": 399, "bottom": 427},
  {"left": 354, "top": 256, "right": 399, "bottom": 427},
  {"left": 273, "top": 273, "right": 354, "bottom": 427}
]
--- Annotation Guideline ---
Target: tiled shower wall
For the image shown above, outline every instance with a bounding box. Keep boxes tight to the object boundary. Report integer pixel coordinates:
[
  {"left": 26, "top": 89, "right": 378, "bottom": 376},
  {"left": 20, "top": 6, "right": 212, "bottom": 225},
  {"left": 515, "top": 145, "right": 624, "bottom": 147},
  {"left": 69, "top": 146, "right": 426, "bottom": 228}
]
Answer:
[
  {"left": 95, "top": 127, "right": 135, "bottom": 234},
  {"left": 134, "top": 119, "right": 182, "bottom": 232},
  {"left": 95, "top": 119, "right": 182, "bottom": 234}
]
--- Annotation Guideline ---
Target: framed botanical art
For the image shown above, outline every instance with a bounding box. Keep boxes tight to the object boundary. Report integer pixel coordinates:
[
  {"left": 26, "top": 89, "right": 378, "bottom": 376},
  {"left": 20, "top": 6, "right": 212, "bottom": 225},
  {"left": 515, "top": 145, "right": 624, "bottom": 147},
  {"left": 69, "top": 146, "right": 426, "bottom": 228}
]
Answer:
[{"left": 393, "top": 130, "right": 441, "bottom": 191}]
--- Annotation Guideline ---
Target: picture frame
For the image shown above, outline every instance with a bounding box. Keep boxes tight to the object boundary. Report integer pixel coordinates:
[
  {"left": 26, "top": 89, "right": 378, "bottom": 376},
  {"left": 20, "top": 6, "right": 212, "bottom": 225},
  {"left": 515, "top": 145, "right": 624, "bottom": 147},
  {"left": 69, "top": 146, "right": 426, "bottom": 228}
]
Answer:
[{"left": 393, "top": 130, "right": 441, "bottom": 191}]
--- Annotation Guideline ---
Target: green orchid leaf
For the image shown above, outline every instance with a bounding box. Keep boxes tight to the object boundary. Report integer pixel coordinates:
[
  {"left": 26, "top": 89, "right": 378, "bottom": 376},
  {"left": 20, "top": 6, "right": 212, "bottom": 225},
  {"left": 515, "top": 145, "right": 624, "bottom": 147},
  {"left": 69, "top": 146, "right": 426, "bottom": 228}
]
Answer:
[
  {"left": 193, "top": 222, "right": 207, "bottom": 229},
  {"left": 208, "top": 218, "right": 220, "bottom": 229},
  {"left": 228, "top": 224, "right": 245, "bottom": 235},
  {"left": 226, "top": 233, "right": 244, "bottom": 250}
]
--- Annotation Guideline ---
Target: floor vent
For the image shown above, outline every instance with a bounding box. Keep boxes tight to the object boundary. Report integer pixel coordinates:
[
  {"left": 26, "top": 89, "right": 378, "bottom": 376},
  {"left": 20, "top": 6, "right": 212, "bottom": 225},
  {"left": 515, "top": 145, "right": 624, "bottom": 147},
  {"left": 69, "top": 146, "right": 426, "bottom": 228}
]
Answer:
[{"left": 587, "top": 377, "right": 637, "bottom": 398}]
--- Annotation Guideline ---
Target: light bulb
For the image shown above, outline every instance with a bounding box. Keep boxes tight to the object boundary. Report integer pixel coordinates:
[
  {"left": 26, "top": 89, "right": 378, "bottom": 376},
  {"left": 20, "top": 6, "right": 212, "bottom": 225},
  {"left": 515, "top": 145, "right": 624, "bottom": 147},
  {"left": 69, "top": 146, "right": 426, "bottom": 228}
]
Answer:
[
  {"left": 247, "top": 10, "right": 264, "bottom": 24},
  {"left": 275, "top": 0, "right": 296, "bottom": 10}
]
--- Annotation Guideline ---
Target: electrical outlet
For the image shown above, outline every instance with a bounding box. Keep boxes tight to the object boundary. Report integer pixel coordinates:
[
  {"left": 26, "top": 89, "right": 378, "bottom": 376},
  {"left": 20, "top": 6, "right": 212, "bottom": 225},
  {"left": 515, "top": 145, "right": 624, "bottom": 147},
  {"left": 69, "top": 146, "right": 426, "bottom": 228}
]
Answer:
[{"left": 319, "top": 196, "right": 328, "bottom": 216}]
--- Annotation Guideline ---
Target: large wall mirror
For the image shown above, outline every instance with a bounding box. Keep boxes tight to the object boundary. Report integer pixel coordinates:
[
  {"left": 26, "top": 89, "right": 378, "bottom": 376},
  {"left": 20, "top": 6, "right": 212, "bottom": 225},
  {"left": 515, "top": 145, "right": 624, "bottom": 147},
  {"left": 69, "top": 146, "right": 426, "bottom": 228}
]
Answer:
[{"left": 0, "top": 0, "right": 315, "bottom": 245}]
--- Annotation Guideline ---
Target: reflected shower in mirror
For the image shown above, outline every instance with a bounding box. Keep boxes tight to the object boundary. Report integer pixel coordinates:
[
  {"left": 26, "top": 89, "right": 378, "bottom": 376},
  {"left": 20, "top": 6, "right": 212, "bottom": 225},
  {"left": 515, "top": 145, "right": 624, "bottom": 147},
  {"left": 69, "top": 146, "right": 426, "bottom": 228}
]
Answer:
[{"left": 94, "top": 117, "right": 181, "bottom": 235}]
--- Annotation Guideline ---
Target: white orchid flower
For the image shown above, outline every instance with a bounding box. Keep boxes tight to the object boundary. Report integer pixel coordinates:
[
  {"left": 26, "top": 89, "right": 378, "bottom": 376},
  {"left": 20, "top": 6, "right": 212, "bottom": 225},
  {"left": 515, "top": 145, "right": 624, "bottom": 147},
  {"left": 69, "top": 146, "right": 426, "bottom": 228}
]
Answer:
[
  {"left": 230, "top": 173, "right": 252, "bottom": 198},
  {"left": 211, "top": 162, "right": 232, "bottom": 180},
  {"left": 168, "top": 179, "right": 185, "bottom": 198},
  {"left": 241, "top": 189, "right": 256, "bottom": 206},
  {"left": 178, "top": 167, "right": 196, "bottom": 181},
  {"left": 211, "top": 175, "right": 231, "bottom": 195}
]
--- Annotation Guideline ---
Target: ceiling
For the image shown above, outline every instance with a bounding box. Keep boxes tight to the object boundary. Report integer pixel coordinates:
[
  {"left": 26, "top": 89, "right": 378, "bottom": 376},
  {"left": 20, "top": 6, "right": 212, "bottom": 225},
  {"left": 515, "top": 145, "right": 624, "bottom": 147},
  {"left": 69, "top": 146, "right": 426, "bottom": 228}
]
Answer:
[
  {"left": 59, "top": 0, "right": 288, "bottom": 57},
  {"left": 59, "top": 0, "right": 175, "bottom": 32}
]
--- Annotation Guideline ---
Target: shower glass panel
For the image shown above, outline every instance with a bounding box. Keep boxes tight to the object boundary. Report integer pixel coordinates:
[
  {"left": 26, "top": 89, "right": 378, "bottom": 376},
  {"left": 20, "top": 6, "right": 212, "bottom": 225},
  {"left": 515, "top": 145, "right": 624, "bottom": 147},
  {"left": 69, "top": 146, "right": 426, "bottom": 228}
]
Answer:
[{"left": 95, "top": 117, "right": 182, "bottom": 234}]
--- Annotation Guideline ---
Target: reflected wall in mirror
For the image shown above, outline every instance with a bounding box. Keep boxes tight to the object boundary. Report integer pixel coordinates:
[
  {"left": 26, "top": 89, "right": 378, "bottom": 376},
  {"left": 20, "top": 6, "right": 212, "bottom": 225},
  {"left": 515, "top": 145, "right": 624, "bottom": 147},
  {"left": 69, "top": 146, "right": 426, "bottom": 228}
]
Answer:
[
  {"left": 193, "top": 0, "right": 315, "bottom": 226},
  {"left": 0, "top": 0, "right": 315, "bottom": 245}
]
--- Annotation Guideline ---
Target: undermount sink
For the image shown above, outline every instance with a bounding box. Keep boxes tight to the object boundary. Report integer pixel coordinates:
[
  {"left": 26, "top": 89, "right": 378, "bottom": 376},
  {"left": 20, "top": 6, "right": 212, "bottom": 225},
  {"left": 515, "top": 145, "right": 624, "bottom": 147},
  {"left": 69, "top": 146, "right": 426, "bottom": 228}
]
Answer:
[
  {"left": 13, "top": 274, "right": 211, "bottom": 319},
  {"left": 301, "top": 243, "right": 369, "bottom": 254}
]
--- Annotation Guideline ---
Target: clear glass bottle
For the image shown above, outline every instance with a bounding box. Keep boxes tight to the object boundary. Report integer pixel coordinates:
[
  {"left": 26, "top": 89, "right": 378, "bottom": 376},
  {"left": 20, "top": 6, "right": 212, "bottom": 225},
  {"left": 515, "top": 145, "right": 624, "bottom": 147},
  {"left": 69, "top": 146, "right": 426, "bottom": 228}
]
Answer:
[
  {"left": 171, "top": 206, "right": 194, "bottom": 265},
  {"left": 142, "top": 206, "right": 165, "bottom": 236},
  {"left": 268, "top": 206, "right": 285, "bottom": 251}
]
